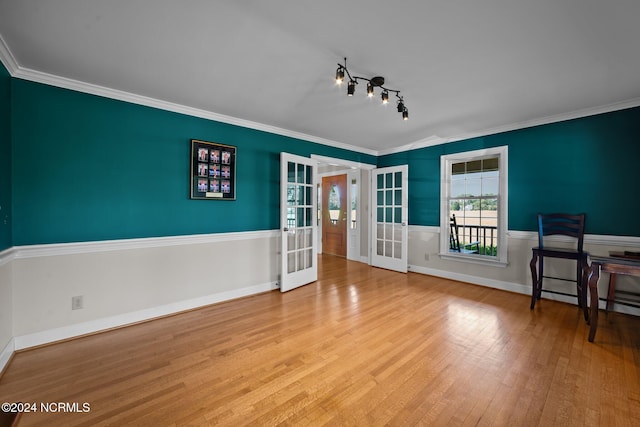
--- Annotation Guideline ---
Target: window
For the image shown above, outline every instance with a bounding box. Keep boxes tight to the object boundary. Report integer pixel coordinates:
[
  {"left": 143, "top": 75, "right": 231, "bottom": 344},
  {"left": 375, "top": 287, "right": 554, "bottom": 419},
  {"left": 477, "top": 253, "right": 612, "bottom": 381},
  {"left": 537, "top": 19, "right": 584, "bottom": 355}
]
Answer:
[{"left": 440, "top": 146, "right": 508, "bottom": 265}]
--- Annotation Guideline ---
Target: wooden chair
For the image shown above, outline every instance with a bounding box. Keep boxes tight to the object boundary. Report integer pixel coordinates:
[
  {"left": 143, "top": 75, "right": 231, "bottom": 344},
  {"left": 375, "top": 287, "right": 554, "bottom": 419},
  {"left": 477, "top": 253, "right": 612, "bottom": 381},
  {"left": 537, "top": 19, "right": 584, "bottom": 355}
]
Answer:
[
  {"left": 450, "top": 214, "right": 479, "bottom": 254},
  {"left": 529, "top": 213, "right": 588, "bottom": 321}
]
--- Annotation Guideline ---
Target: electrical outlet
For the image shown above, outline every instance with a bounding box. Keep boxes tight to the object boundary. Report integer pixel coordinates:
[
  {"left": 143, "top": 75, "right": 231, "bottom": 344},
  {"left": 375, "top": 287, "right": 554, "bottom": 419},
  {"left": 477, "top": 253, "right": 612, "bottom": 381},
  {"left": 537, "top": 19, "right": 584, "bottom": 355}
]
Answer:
[
  {"left": 72, "top": 295, "right": 84, "bottom": 310},
  {"left": 424, "top": 253, "right": 430, "bottom": 261}
]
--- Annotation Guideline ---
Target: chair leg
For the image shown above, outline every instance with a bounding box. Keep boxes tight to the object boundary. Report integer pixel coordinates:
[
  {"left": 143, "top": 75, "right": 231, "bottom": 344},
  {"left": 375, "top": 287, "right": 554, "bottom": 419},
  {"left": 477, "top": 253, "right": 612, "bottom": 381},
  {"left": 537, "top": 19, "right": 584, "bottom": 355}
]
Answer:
[
  {"left": 576, "top": 259, "right": 583, "bottom": 308},
  {"left": 530, "top": 253, "right": 536, "bottom": 309},
  {"left": 530, "top": 252, "right": 539, "bottom": 309},
  {"left": 579, "top": 257, "right": 589, "bottom": 322},
  {"left": 537, "top": 255, "right": 544, "bottom": 300}
]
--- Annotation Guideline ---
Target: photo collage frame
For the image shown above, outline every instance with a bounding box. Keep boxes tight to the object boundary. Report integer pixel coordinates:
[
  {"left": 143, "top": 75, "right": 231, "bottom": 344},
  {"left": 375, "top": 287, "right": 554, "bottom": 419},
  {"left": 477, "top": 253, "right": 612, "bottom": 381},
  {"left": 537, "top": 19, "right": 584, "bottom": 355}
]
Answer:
[{"left": 190, "top": 139, "right": 236, "bottom": 200}]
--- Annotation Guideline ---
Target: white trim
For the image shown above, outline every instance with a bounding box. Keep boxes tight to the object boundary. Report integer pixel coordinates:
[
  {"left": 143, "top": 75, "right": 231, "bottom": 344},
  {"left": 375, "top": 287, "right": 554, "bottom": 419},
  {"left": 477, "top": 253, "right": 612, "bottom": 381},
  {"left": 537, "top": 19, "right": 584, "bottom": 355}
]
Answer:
[
  {"left": 0, "top": 35, "right": 19, "bottom": 75},
  {"left": 508, "top": 230, "right": 640, "bottom": 247},
  {"left": 438, "top": 253, "right": 508, "bottom": 268},
  {"left": 346, "top": 168, "right": 361, "bottom": 262},
  {"left": 408, "top": 226, "right": 640, "bottom": 247},
  {"left": 6, "top": 228, "right": 633, "bottom": 263},
  {"left": 0, "top": 337, "right": 15, "bottom": 374},
  {"left": 12, "top": 230, "right": 279, "bottom": 259},
  {"left": 311, "top": 154, "right": 376, "bottom": 170},
  {"left": 378, "top": 135, "right": 449, "bottom": 156},
  {"left": 14, "top": 281, "right": 278, "bottom": 350},
  {"left": 0, "top": 247, "right": 16, "bottom": 267}
]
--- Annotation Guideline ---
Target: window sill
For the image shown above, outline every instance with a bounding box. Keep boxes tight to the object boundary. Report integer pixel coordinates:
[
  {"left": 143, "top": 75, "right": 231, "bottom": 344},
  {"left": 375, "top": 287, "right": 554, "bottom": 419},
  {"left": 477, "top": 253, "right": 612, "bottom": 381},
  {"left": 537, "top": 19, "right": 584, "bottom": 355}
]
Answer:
[{"left": 439, "top": 253, "right": 508, "bottom": 268}]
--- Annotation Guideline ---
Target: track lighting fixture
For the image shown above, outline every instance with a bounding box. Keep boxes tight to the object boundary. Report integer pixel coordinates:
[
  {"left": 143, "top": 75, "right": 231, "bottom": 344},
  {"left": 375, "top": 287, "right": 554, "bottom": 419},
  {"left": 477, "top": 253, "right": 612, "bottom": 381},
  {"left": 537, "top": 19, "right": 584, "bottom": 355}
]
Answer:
[{"left": 334, "top": 57, "right": 409, "bottom": 121}]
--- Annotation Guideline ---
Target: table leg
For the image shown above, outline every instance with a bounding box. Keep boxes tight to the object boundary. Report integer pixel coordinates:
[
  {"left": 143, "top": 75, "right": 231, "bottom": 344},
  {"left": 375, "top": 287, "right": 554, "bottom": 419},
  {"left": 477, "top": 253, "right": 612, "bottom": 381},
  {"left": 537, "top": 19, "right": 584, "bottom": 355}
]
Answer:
[
  {"left": 606, "top": 273, "right": 617, "bottom": 313},
  {"left": 587, "top": 262, "right": 601, "bottom": 342}
]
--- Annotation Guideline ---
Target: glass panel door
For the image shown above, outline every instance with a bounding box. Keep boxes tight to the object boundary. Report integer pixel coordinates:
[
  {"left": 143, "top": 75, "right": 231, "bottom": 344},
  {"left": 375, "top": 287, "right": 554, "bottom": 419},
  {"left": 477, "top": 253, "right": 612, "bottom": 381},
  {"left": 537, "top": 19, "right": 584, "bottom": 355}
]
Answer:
[
  {"left": 280, "top": 153, "right": 317, "bottom": 292},
  {"left": 370, "top": 165, "right": 408, "bottom": 273}
]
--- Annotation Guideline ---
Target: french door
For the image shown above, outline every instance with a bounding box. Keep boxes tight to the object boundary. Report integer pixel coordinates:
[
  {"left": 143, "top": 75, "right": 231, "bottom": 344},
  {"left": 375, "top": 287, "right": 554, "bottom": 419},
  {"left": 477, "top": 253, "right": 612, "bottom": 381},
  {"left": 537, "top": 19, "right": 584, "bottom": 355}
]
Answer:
[
  {"left": 280, "top": 153, "right": 318, "bottom": 292},
  {"left": 370, "top": 165, "right": 408, "bottom": 273}
]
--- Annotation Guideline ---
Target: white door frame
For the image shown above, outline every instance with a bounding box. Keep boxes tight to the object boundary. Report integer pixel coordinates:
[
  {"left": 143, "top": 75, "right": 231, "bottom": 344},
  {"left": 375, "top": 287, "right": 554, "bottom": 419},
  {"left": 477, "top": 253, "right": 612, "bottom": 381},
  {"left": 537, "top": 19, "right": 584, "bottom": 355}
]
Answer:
[{"left": 311, "top": 155, "right": 375, "bottom": 263}]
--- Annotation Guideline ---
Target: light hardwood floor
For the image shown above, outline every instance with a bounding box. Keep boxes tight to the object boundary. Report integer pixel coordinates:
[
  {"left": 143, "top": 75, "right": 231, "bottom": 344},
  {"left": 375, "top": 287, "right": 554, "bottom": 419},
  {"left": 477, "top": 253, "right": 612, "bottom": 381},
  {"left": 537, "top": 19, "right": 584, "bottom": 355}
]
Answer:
[{"left": 1, "top": 255, "right": 640, "bottom": 426}]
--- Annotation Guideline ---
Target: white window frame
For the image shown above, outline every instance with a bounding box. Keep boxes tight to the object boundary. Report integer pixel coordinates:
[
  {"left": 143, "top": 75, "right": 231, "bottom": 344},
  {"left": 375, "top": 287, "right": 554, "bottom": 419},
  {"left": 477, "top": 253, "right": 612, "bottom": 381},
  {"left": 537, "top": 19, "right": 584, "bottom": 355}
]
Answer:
[{"left": 439, "top": 146, "right": 508, "bottom": 266}]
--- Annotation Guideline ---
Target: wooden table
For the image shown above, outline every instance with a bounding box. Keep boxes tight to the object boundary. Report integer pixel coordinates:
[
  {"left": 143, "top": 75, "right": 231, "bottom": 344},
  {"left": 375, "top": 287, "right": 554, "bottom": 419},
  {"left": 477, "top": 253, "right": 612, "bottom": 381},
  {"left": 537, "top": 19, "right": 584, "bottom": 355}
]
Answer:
[
  {"left": 605, "top": 251, "right": 640, "bottom": 311},
  {"left": 586, "top": 255, "right": 640, "bottom": 342}
]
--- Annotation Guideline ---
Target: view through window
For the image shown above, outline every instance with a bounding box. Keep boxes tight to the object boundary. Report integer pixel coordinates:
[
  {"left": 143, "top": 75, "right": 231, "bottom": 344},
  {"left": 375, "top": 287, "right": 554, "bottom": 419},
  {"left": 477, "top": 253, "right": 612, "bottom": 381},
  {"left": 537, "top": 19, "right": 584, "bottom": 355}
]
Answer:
[
  {"left": 450, "top": 157, "right": 499, "bottom": 256},
  {"left": 441, "top": 146, "right": 508, "bottom": 264}
]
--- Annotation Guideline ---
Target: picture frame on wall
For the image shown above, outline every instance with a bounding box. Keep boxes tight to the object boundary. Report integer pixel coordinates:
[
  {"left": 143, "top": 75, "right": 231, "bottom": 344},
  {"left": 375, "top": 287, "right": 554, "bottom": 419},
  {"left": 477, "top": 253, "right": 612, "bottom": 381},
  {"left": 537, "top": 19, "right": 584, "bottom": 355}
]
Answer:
[{"left": 190, "top": 139, "right": 236, "bottom": 200}]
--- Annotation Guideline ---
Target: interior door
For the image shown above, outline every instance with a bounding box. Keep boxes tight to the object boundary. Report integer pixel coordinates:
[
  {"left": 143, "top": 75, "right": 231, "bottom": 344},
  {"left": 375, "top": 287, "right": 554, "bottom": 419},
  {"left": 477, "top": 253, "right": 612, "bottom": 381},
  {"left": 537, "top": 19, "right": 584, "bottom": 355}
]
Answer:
[
  {"left": 370, "top": 165, "right": 408, "bottom": 272},
  {"left": 322, "top": 174, "right": 347, "bottom": 257},
  {"left": 280, "top": 153, "right": 318, "bottom": 292}
]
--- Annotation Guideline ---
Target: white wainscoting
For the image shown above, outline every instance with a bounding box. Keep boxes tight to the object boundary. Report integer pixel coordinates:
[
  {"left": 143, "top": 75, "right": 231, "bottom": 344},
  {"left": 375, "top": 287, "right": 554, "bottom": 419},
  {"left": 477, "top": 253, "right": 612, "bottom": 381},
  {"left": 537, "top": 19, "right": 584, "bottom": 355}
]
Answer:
[
  {"left": 0, "top": 255, "right": 13, "bottom": 374},
  {"left": 7, "top": 230, "right": 280, "bottom": 354},
  {"left": 408, "top": 226, "right": 640, "bottom": 316}
]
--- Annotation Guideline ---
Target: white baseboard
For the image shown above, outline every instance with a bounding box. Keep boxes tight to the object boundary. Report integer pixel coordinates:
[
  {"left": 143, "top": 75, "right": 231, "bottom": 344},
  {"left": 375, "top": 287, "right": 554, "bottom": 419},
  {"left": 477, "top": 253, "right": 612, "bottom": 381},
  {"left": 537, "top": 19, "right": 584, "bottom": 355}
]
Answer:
[
  {"left": 408, "top": 264, "right": 531, "bottom": 295},
  {"left": 13, "top": 281, "right": 278, "bottom": 351},
  {"left": 0, "top": 337, "right": 15, "bottom": 374},
  {"left": 408, "top": 264, "right": 640, "bottom": 316}
]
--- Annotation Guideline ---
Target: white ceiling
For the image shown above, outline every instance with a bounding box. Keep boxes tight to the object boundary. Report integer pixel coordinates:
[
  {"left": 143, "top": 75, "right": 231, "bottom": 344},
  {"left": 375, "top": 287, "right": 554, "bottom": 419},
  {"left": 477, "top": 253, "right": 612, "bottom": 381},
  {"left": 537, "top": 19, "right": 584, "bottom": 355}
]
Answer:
[{"left": 1, "top": 0, "right": 639, "bottom": 155}]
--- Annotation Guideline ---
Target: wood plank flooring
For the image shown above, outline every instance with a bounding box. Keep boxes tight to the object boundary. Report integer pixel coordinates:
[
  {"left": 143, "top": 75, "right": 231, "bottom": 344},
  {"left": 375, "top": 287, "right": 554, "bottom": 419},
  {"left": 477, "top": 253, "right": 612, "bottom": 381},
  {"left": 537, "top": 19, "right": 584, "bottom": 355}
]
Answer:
[{"left": 1, "top": 255, "right": 640, "bottom": 426}]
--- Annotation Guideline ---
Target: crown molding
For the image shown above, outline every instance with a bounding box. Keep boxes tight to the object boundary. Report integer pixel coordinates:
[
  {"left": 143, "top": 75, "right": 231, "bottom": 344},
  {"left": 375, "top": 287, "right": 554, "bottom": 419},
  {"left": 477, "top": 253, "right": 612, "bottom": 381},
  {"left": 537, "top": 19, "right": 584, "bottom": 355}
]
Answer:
[
  {"left": 377, "top": 97, "right": 640, "bottom": 156},
  {"left": 0, "top": 34, "right": 19, "bottom": 75},
  {"left": 2, "top": 33, "right": 640, "bottom": 159}
]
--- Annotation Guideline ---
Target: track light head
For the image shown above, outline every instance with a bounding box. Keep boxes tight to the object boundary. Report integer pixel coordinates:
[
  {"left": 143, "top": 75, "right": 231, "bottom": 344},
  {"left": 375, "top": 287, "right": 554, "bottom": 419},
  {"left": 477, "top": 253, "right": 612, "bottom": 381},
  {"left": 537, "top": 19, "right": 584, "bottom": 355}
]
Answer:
[
  {"left": 402, "top": 108, "right": 409, "bottom": 120},
  {"left": 335, "top": 66, "right": 345, "bottom": 84},
  {"left": 367, "top": 82, "right": 374, "bottom": 97},
  {"left": 347, "top": 80, "right": 356, "bottom": 96},
  {"left": 397, "top": 101, "right": 404, "bottom": 113},
  {"left": 381, "top": 90, "right": 389, "bottom": 104}
]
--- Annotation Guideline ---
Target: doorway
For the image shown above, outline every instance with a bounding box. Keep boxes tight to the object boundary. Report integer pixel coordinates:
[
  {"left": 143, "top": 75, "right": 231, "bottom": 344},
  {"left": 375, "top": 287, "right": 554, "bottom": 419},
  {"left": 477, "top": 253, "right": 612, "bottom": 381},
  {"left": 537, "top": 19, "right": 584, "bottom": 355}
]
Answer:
[{"left": 322, "top": 174, "right": 347, "bottom": 257}]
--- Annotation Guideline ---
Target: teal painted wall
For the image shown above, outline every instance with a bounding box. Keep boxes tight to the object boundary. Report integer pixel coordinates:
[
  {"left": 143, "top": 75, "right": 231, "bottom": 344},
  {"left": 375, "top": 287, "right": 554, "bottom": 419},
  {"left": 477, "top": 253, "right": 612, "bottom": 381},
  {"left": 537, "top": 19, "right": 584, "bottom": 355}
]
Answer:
[
  {"left": 10, "top": 80, "right": 375, "bottom": 245},
  {"left": 0, "top": 62, "right": 10, "bottom": 251},
  {"left": 6, "top": 76, "right": 640, "bottom": 245},
  {"left": 378, "top": 107, "right": 640, "bottom": 236}
]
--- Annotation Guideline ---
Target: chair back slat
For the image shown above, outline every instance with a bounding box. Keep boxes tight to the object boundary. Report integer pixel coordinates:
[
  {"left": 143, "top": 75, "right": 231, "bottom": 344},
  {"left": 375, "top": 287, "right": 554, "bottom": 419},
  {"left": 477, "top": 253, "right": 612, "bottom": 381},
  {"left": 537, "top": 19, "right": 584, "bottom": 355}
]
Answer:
[
  {"left": 450, "top": 214, "right": 461, "bottom": 252},
  {"left": 537, "top": 213, "right": 585, "bottom": 251}
]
